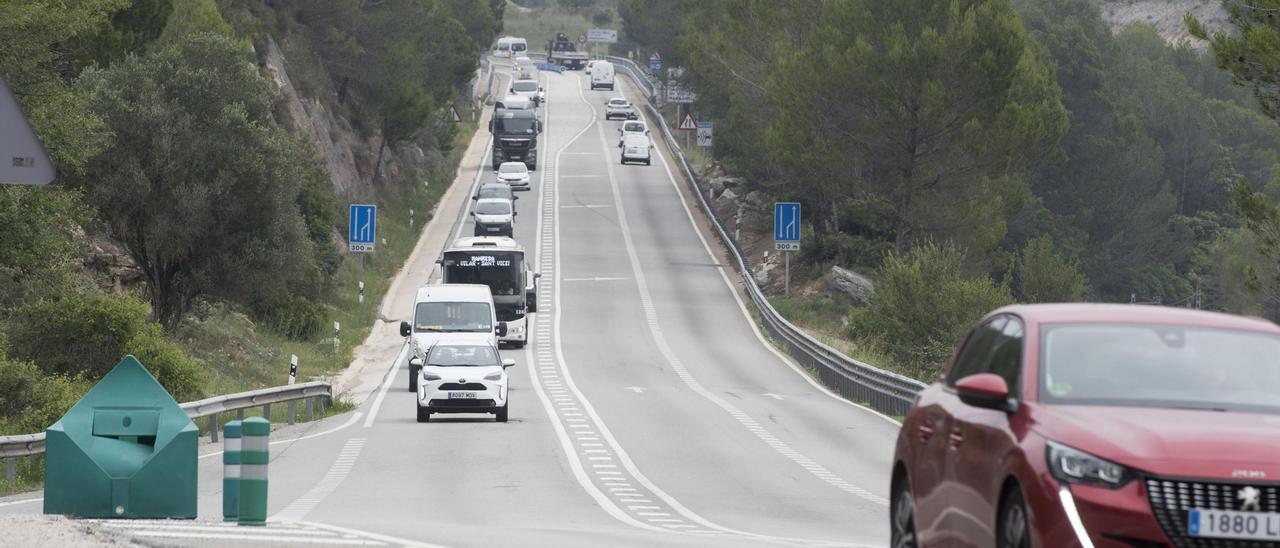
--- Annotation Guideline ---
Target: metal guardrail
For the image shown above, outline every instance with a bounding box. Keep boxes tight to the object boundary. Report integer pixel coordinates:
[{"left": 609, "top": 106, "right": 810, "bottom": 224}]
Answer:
[
  {"left": 0, "top": 381, "right": 332, "bottom": 479},
  {"left": 607, "top": 56, "right": 928, "bottom": 417}
]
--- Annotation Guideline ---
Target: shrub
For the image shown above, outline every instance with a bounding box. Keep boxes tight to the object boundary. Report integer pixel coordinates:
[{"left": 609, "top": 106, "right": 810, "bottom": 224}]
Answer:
[
  {"left": 7, "top": 292, "right": 205, "bottom": 401},
  {"left": 0, "top": 355, "right": 91, "bottom": 435},
  {"left": 253, "top": 292, "right": 328, "bottom": 341},
  {"left": 1015, "top": 235, "right": 1088, "bottom": 303},
  {"left": 853, "top": 241, "right": 1015, "bottom": 380}
]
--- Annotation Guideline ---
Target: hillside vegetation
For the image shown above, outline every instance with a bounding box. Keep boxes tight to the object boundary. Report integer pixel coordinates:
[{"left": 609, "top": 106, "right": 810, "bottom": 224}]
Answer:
[
  {"left": 618, "top": 0, "right": 1280, "bottom": 381},
  {"left": 0, "top": 0, "right": 502, "bottom": 491}
]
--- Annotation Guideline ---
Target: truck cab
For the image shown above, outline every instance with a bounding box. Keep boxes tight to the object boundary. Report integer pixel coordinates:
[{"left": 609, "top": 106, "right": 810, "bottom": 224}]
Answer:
[{"left": 489, "top": 108, "right": 542, "bottom": 170}]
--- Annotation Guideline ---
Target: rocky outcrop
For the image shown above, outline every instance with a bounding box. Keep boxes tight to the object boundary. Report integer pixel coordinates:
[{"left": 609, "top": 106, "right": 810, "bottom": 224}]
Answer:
[{"left": 826, "top": 266, "right": 874, "bottom": 307}]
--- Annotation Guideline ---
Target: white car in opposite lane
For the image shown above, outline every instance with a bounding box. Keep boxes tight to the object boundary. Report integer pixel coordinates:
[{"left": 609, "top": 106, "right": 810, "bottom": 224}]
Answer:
[
  {"left": 495, "top": 161, "right": 531, "bottom": 189},
  {"left": 414, "top": 337, "right": 515, "bottom": 422}
]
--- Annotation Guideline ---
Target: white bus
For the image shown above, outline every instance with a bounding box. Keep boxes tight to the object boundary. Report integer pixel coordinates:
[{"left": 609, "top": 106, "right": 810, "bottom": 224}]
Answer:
[
  {"left": 494, "top": 36, "right": 528, "bottom": 59},
  {"left": 438, "top": 237, "right": 539, "bottom": 348}
]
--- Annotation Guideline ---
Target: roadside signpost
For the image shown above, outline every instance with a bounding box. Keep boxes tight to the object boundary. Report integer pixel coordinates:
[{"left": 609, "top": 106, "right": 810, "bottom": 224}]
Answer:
[
  {"left": 677, "top": 111, "right": 697, "bottom": 149},
  {"left": 774, "top": 202, "right": 801, "bottom": 295},
  {"left": 697, "top": 121, "right": 713, "bottom": 147},
  {"left": 349, "top": 204, "right": 376, "bottom": 304},
  {"left": 587, "top": 29, "right": 618, "bottom": 43},
  {"left": 0, "top": 75, "right": 55, "bottom": 186}
]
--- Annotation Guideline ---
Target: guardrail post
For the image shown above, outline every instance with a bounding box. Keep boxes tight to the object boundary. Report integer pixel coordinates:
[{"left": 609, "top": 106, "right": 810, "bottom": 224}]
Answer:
[
  {"left": 5, "top": 457, "right": 15, "bottom": 481},
  {"left": 236, "top": 409, "right": 245, "bottom": 421},
  {"left": 306, "top": 397, "right": 314, "bottom": 422},
  {"left": 209, "top": 412, "right": 219, "bottom": 442},
  {"left": 286, "top": 401, "right": 295, "bottom": 425},
  {"left": 261, "top": 404, "right": 271, "bottom": 419}
]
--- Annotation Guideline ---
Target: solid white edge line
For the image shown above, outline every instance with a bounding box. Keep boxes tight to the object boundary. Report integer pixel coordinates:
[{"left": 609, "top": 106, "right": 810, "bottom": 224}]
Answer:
[
  {"left": 0, "top": 497, "right": 40, "bottom": 507},
  {"left": 129, "top": 530, "right": 384, "bottom": 545},
  {"left": 632, "top": 78, "right": 904, "bottom": 428},
  {"left": 363, "top": 343, "right": 409, "bottom": 427}
]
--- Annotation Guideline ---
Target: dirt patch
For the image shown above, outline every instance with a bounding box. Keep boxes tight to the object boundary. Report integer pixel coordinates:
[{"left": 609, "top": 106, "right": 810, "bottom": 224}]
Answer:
[{"left": 1098, "top": 0, "right": 1229, "bottom": 48}]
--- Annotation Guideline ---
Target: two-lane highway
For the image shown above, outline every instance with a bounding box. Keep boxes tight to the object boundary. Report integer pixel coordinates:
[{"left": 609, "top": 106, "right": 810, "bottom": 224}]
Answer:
[{"left": 0, "top": 61, "right": 899, "bottom": 547}]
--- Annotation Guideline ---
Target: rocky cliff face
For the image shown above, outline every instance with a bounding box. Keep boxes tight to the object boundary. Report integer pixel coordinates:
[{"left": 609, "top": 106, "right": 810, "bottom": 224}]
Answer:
[{"left": 1097, "top": 1, "right": 1228, "bottom": 48}]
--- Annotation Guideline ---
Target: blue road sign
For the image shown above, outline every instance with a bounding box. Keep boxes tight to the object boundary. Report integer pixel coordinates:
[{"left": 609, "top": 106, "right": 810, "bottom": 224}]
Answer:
[
  {"left": 774, "top": 202, "right": 801, "bottom": 251},
  {"left": 349, "top": 204, "right": 377, "bottom": 252},
  {"left": 649, "top": 58, "right": 662, "bottom": 73}
]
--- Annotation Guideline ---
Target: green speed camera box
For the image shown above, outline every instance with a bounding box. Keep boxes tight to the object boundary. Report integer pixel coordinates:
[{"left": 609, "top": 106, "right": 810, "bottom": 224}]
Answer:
[{"left": 44, "top": 355, "right": 197, "bottom": 518}]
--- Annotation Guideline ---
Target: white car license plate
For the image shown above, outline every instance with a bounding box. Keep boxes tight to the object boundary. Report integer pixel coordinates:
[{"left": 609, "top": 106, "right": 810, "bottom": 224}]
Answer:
[
  {"left": 1189, "top": 509, "right": 1280, "bottom": 540},
  {"left": 448, "top": 392, "right": 478, "bottom": 400}
]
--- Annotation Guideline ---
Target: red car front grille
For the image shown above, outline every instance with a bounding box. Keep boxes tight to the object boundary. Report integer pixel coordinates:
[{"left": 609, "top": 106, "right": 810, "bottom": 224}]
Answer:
[{"left": 1146, "top": 478, "right": 1280, "bottom": 547}]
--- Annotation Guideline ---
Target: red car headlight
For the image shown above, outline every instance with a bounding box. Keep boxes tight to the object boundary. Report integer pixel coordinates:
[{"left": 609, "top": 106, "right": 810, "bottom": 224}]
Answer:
[{"left": 1047, "top": 441, "right": 1134, "bottom": 489}]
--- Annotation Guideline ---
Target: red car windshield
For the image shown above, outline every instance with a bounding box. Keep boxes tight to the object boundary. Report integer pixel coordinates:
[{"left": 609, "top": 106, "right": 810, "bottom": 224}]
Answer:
[{"left": 1040, "top": 323, "right": 1280, "bottom": 413}]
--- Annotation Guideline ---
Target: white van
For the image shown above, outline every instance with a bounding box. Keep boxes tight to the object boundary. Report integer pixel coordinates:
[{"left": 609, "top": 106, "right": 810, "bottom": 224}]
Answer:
[
  {"left": 399, "top": 284, "right": 507, "bottom": 391},
  {"left": 620, "top": 133, "right": 653, "bottom": 165},
  {"left": 494, "top": 37, "right": 527, "bottom": 58},
  {"left": 590, "top": 60, "right": 615, "bottom": 91}
]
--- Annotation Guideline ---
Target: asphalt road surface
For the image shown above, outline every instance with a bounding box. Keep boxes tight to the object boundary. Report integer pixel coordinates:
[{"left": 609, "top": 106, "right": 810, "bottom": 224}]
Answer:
[{"left": 0, "top": 62, "right": 900, "bottom": 548}]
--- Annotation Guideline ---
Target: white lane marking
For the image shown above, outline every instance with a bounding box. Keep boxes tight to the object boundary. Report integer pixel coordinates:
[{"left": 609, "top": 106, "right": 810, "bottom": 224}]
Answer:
[
  {"left": 635, "top": 81, "right": 903, "bottom": 429},
  {"left": 451, "top": 137, "right": 496, "bottom": 244},
  {"left": 272, "top": 438, "right": 368, "bottom": 522},
  {"left": 558, "top": 175, "right": 600, "bottom": 178},
  {"left": 596, "top": 96, "right": 888, "bottom": 508},
  {"left": 300, "top": 521, "right": 454, "bottom": 548},
  {"left": 521, "top": 70, "right": 673, "bottom": 536},
  {"left": 762, "top": 393, "right": 785, "bottom": 401},
  {"left": 561, "top": 277, "right": 629, "bottom": 282},
  {"left": 95, "top": 523, "right": 337, "bottom": 535},
  {"left": 199, "top": 411, "right": 365, "bottom": 460},
  {"left": 623, "top": 386, "right": 647, "bottom": 394},
  {"left": 131, "top": 531, "right": 384, "bottom": 545},
  {"left": 363, "top": 343, "right": 408, "bottom": 427},
  {"left": 537, "top": 74, "right": 867, "bottom": 548},
  {"left": 0, "top": 497, "right": 40, "bottom": 507}
]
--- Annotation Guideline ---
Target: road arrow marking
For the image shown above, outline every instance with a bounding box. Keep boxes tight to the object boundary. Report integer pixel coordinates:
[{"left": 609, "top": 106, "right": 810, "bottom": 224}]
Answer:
[
  {"left": 623, "top": 386, "right": 646, "bottom": 394},
  {"left": 762, "top": 393, "right": 785, "bottom": 400}
]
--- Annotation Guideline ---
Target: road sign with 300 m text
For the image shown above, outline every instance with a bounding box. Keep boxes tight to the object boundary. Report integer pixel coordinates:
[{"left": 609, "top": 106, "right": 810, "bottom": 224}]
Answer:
[
  {"left": 774, "top": 202, "right": 801, "bottom": 251},
  {"left": 349, "top": 204, "right": 377, "bottom": 252}
]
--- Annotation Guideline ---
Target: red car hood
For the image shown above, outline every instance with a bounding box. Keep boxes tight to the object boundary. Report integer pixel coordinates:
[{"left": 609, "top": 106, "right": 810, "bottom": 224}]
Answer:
[{"left": 1033, "top": 405, "right": 1280, "bottom": 480}]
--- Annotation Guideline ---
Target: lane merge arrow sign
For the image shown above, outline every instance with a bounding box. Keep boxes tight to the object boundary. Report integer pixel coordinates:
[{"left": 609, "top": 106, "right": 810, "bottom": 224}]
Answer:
[
  {"left": 0, "top": 75, "right": 55, "bottom": 185},
  {"left": 677, "top": 111, "right": 697, "bottom": 131},
  {"left": 349, "top": 204, "right": 377, "bottom": 252}
]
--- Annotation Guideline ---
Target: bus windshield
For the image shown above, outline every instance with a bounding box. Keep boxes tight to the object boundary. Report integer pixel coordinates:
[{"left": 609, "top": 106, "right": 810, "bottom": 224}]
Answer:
[
  {"left": 443, "top": 251, "right": 523, "bottom": 296},
  {"left": 413, "top": 302, "right": 492, "bottom": 333}
]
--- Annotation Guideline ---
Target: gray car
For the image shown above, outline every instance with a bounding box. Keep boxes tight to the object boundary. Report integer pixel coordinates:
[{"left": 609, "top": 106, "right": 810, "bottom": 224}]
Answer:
[{"left": 471, "top": 198, "right": 515, "bottom": 237}]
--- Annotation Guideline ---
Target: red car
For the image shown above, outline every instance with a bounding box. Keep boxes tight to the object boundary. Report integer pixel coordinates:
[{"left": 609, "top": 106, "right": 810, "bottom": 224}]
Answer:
[{"left": 891, "top": 304, "right": 1280, "bottom": 547}]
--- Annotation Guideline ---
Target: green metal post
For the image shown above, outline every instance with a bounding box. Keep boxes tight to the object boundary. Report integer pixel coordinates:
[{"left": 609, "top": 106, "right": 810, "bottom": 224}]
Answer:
[
  {"left": 222, "top": 420, "right": 241, "bottom": 521},
  {"left": 237, "top": 417, "right": 269, "bottom": 526}
]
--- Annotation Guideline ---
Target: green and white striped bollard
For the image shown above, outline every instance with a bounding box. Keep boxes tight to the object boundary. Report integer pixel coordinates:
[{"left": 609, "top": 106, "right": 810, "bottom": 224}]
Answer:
[
  {"left": 238, "top": 416, "right": 270, "bottom": 526},
  {"left": 223, "top": 420, "right": 242, "bottom": 521}
]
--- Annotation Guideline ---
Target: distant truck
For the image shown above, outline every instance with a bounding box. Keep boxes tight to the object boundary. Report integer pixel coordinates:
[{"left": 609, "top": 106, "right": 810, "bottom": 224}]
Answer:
[
  {"left": 438, "top": 237, "right": 539, "bottom": 348},
  {"left": 489, "top": 108, "right": 542, "bottom": 170},
  {"left": 547, "top": 32, "right": 588, "bottom": 70}
]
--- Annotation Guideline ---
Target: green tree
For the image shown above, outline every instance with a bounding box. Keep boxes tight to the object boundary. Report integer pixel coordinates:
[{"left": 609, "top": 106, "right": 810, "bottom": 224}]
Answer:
[
  {"left": 766, "top": 0, "right": 1068, "bottom": 259},
  {"left": 0, "top": 188, "right": 88, "bottom": 307},
  {"left": 0, "top": 0, "right": 125, "bottom": 174},
  {"left": 1227, "top": 180, "right": 1280, "bottom": 319},
  {"left": 1014, "top": 235, "right": 1088, "bottom": 303},
  {"left": 157, "top": 0, "right": 234, "bottom": 43},
  {"left": 77, "top": 33, "right": 322, "bottom": 330},
  {"left": 1188, "top": 0, "right": 1280, "bottom": 120},
  {"left": 854, "top": 241, "right": 1015, "bottom": 380}
]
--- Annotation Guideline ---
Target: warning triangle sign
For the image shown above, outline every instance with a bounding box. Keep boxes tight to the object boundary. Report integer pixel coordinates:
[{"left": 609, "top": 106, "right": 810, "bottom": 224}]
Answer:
[
  {"left": 678, "top": 112, "right": 697, "bottom": 131},
  {"left": 448, "top": 104, "right": 462, "bottom": 123},
  {"left": 0, "top": 75, "right": 55, "bottom": 186}
]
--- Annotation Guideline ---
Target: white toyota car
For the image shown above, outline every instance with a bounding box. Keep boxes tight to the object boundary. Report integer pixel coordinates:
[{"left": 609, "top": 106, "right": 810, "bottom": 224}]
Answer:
[{"left": 414, "top": 337, "right": 515, "bottom": 423}]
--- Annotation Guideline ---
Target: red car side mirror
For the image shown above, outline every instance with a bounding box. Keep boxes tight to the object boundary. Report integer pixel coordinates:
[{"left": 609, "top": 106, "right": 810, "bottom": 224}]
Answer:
[{"left": 955, "top": 373, "right": 1012, "bottom": 411}]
